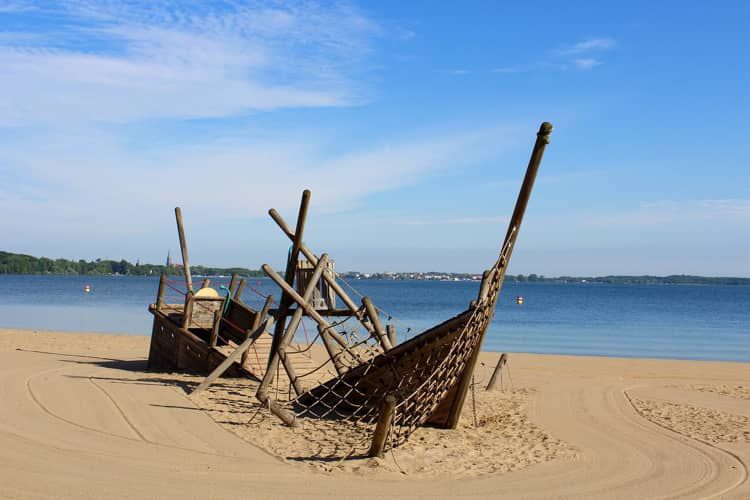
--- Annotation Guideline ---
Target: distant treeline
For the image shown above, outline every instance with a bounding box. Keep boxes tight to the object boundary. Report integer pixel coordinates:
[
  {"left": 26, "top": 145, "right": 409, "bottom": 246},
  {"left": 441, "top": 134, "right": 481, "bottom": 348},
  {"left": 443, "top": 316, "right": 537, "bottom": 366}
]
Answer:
[
  {"left": 0, "top": 251, "right": 264, "bottom": 277},
  {"left": 2, "top": 251, "right": 748, "bottom": 284}
]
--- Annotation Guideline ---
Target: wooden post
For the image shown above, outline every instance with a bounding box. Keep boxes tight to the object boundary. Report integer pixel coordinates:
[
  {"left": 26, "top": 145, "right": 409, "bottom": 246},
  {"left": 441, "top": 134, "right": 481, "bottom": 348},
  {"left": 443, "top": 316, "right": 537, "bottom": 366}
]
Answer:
[
  {"left": 368, "top": 394, "right": 396, "bottom": 458},
  {"left": 182, "top": 290, "right": 194, "bottom": 329},
  {"left": 269, "top": 190, "right": 311, "bottom": 368},
  {"left": 228, "top": 273, "right": 238, "bottom": 296},
  {"left": 190, "top": 318, "right": 274, "bottom": 398},
  {"left": 235, "top": 279, "right": 247, "bottom": 301},
  {"left": 156, "top": 272, "right": 166, "bottom": 311},
  {"left": 386, "top": 324, "right": 397, "bottom": 347},
  {"left": 362, "top": 297, "right": 392, "bottom": 351},
  {"left": 174, "top": 207, "right": 193, "bottom": 293},
  {"left": 486, "top": 353, "right": 507, "bottom": 391},
  {"left": 209, "top": 309, "right": 221, "bottom": 347}
]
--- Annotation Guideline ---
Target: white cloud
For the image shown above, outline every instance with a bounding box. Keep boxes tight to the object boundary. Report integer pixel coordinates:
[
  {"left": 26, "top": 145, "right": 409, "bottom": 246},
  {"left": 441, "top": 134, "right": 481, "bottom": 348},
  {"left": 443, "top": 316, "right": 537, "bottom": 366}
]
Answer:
[
  {"left": 401, "top": 215, "right": 507, "bottom": 226},
  {"left": 585, "top": 199, "right": 750, "bottom": 228},
  {"left": 573, "top": 58, "right": 601, "bottom": 70},
  {"left": 0, "top": 123, "right": 521, "bottom": 237},
  {"left": 0, "top": 1, "right": 379, "bottom": 125},
  {"left": 559, "top": 37, "right": 616, "bottom": 55}
]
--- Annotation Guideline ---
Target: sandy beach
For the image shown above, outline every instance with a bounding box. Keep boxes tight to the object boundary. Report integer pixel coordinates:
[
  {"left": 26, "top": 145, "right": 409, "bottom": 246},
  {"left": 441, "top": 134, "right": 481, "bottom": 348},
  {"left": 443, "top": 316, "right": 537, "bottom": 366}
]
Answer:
[{"left": 0, "top": 327, "right": 747, "bottom": 499}]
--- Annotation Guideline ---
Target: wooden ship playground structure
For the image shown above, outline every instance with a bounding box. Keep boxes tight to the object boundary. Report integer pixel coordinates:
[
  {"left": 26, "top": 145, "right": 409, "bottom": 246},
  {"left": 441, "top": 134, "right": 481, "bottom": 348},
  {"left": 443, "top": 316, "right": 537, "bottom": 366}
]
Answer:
[{"left": 147, "top": 122, "right": 553, "bottom": 458}]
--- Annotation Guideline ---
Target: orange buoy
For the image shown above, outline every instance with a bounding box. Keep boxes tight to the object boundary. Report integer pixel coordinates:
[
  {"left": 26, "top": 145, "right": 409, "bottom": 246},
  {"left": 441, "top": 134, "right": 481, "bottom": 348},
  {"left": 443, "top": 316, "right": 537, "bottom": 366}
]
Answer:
[
  {"left": 516, "top": 295, "right": 523, "bottom": 305},
  {"left": 84, "top": 285, "right": 91, "bottom": 293}
]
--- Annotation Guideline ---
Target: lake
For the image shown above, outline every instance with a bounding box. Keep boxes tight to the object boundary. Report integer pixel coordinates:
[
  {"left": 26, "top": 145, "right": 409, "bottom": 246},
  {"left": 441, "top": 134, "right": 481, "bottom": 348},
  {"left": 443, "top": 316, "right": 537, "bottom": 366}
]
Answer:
[{"left": 0, "top": 274, "right": 748, "bottom": 362}]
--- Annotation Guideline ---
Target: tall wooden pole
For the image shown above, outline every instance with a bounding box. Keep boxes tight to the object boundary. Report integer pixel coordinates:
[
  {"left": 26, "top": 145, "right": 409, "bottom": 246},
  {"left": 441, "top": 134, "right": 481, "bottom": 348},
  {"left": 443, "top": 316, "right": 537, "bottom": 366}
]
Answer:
[
  {"left": 269, "top": 190, "right": 311, "bottom": 369},
  {"left": 444, "top": 122, "right": 553, "bottom": 429},
  {"left": 174, "top": 207, "right": 193, "bottom": 293}
]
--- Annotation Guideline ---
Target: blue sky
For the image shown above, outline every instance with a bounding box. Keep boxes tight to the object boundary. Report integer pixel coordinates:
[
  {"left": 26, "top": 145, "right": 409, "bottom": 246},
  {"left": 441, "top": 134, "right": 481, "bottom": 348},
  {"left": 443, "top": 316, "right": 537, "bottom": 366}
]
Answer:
[{"left": 1, "top": 1, "right": 748, "bottom": 276}]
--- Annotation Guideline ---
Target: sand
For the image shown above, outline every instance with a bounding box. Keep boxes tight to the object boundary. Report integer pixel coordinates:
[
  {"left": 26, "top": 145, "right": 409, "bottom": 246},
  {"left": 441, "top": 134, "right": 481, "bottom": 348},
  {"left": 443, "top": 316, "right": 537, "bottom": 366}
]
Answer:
[{"left": 0, "top": 328, "right": 748, "bottom": 499}]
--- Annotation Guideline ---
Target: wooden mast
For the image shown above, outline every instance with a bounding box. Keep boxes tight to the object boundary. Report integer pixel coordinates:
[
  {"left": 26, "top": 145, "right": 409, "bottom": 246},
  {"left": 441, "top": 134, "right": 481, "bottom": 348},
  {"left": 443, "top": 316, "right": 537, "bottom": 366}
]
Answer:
[{"left": 441, "top": 122, "right": 553, "bottom": 429}]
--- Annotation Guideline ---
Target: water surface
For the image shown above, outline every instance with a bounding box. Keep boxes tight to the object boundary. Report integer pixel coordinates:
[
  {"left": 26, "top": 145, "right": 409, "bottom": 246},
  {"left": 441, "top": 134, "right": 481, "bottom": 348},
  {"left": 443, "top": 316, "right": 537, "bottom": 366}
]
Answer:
[{"left": 0, "top": 275, "right": 748, "bottom": 362}]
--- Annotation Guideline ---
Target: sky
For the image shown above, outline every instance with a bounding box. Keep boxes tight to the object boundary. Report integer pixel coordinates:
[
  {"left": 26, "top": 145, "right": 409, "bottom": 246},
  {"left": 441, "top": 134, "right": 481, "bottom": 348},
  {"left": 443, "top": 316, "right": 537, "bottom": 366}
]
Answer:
[{"left": 1, "top": 1, "right": 748, "bottom": 276}]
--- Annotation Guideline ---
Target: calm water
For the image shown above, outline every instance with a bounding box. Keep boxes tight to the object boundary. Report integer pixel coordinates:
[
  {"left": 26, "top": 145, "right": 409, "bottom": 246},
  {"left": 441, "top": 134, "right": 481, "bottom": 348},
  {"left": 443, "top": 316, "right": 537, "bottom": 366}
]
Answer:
[{"left": 0, "top": 274, "right": 748, "bottom": 362}]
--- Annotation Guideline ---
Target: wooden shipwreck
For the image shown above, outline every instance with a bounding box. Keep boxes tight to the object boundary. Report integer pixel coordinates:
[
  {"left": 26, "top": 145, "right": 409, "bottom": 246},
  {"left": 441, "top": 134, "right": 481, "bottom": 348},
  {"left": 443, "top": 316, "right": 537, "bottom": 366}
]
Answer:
[{"left": 147, "top": 122, "right": 553, "bottom": 457}]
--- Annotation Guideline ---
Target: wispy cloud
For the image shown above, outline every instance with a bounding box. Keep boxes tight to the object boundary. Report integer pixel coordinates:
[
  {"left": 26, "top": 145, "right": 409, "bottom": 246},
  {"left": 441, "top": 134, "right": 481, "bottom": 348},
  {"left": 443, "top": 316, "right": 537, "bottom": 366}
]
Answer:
[
  {"left": 558, "top": 37, "right": 615, "bottom": 71},
  {"left": 488, "top": 37, "right": 615, "bottom": 75},
  {"left": 401, "top": 215, "right": 507, "bottom": 226},
  {"left": 0, "top": 1, "right": 380, "bottom": 125},
  {"left": 558, "top": 37, "right": 616, "bottom": 55},
  {"left": 573, "top": 58, "right": 601, "bottom": 70},
  {"left": 586, "top": 199, "right": 750, "bottom": 228}
]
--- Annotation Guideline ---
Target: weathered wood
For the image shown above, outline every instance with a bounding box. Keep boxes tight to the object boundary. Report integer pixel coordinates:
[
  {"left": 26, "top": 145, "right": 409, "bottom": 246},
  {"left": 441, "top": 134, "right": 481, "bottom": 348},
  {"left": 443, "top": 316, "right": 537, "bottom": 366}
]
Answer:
[
  {"left": 268, "top": 208, "right": 373, "bottom": 332},
  {"left": 269, "top": 307, "right": 359, "bottom": 317},
  {"left": 147, "top": 307, "right": 256, "bottom": 378},
  {"left": 174, "top": 207, "right": 193, "bottom": 293},
  {"left": 368, "top": 394, "right": 396, "bottom": 458},
  {"left": 228, "top": 273, "right": 238, "bottom": 296},
  {"left": 486, "top": 353, "right": 508, "bottom": 391},
  {"left": 386, "top": 324, "right": 397, "bottom": 347},
  {"left": 362, "top": 297, "right": 392, "bottom": 351},
  {"left": 209, "top": 309, "right": 221, "bottom": 347},
  {"left": 244, "top": 294, "right": 274, "bottom": 367},
  {"left": 189, "top": 318, "right": 273, "bottom": 397},
  {"left": 259, "top": 255, "right": 329, "bottom": 398},
  {"left": 155, "top": 272, "right": 166, "bottom": 311},
  {"left": 256, "top": 392, "right": 298, "bottom": 426},
  {"left": 181, "top": 290, "right": 194, "bottom": 329},
  {"left": 262, "top": 263, "right": 357, "bottom": 374},
  {"left": 443, "top": 122, "right": 552, "bottom": 429},
  {"left": 269, "top": 190, "right": 311, "bottom": 369},
  {"left": 235, "top": 279, "right": 247, "bottom": 301},
  {"left": 478, "top": 269, "right": 493, "bottom": 301}
]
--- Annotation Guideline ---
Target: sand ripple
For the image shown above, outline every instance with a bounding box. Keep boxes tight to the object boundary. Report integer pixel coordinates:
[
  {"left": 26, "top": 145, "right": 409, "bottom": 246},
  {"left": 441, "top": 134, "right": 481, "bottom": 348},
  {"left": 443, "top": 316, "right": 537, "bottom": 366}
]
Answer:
[{"left": 632, "top": 398, "right": 750, "bottom": 444}]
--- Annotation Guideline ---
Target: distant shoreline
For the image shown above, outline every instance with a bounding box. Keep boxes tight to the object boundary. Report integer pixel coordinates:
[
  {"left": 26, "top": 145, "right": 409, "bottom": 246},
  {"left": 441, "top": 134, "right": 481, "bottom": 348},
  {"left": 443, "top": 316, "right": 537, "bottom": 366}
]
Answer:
[
  {"left": 1, "top": 272, "right": 750, "bottom": 286},
  {"left": 2, "top": 250, "right": 749, "bottom": 284}
]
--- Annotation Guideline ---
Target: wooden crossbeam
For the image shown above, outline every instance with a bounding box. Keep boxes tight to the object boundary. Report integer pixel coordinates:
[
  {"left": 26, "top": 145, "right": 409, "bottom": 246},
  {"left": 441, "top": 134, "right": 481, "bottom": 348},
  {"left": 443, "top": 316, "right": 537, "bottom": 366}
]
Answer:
[{"left": 189, "top": 317, "right": 274, "bottom": 398}]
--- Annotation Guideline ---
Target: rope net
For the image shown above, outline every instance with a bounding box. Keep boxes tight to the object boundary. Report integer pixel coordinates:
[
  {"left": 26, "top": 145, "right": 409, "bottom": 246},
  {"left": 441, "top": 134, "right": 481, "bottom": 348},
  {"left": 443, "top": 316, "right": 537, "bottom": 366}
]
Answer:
[{"left": 268, "top": 226, "right": 517, "bottom": 453}]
